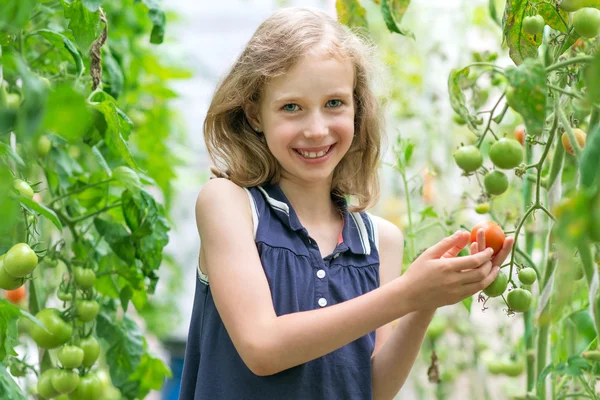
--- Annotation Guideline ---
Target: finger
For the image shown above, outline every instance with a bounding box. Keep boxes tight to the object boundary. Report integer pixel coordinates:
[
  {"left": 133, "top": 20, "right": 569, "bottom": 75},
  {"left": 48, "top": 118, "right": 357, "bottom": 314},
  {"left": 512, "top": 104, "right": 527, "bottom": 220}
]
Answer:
[
  {"left": 477, "top": 229, "right": 486, "bottom": 253},
  {"left": 421, "top": 231, "right": 466, "bottom": 259},
  {"left": 470, "top": 242, "right": 478, "bottom": 255},
  {"left": 491, "top": 237, "right": 515, "bottom": 267},
  {"left": 441, "top": 232, "right": 470, "bottom": 258},
  {"left": 459, "top": 260, "right": 493, "bottom": 284},
  {"left": 441, "top": 247, "right": 494, "bottom": 270},
  {"left": 462, "top": 265, "right": 501, "bottom": 296}
]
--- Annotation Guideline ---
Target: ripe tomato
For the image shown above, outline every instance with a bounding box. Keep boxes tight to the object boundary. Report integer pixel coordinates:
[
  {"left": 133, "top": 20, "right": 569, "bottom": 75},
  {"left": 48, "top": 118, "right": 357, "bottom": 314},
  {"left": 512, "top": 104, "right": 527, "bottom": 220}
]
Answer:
[
  {"left": 561, "top": 128, "right": 586, "bottom": 155},
  {"left": 30, "top": 308, "right": 73, "bottom": 349},
  {"left": 514, "top": 124, "right": 526, "bottom": 145},
  {"left": 489, "top": 138, "right": 523, "bottom": 169},
  {"left": 37, "top": 368, "right": 60, "bottom": 399},
  {"left": 76, "top": 300, "right": 100, "bottom": 322},
  {"left": 3, "top": 243, "right": 38, "bottom": 278},
  {"left": 470, "top": 220, "right": 506, "bottom": 256},
  {"left": 518, "top": 267, "right": 537, "bottom": 285},
  {"left": 507, "top": 288, "right": 532, "bottom": 312},
  {"left": 484, "top": 170, "right": 509, "bottom": 195},
  {"left": 572, "top": 38, "right": 586, "bottom": 50},
  {"left": 68, "top": 373, "right": 104, "bottom": 400},
  {"left": 13, "top": 179, "right": 34, "bottom": 199},
  {"left": 523, "top": 15, "right": 545, "bottom": 34},
  {"left": 483, "top": 270, "right": 508, "bottom": 297},
  {"left": 453, "top": 145, "right": 483, "bottom": 173},
  {"left": 4, "top": 286, "right": 26, "bottom": 304},
  {"left": 58, "top": 345, "right": 84, "bottom": 369},
  {"left": 51, "top": 369, "right": 80, "bottom": 394},
  {"left": 79, "top": 336, "right": 101, "bottom": 368},
  {"left": 74, "top": 267, "right": 96, "bottom": 289},
  {"left": 573, "top": 8, "right": 600, "bottom": 38},
  {"left": 0, "top": 255, "right": 25, "bottom": 290}
]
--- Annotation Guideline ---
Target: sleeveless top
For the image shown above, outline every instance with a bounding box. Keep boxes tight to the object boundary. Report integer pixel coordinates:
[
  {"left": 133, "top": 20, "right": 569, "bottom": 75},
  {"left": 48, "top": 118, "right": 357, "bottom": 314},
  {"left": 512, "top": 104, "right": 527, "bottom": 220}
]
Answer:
[{"left": 179, "top": 183, "right": 380, "bottom": 400}]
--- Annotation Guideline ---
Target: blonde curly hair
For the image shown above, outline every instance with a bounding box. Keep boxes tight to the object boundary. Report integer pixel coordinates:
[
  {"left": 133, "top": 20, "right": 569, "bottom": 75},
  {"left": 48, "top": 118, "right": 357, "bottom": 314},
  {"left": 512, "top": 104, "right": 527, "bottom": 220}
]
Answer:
[{"left": 204, "top": 7, "right": 384, "bottom": 212}]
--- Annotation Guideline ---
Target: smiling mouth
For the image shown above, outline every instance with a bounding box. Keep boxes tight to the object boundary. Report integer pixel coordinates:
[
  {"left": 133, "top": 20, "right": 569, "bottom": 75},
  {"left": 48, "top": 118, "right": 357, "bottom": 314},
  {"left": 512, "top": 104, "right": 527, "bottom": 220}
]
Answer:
[{"left": 293, "top": 144, "right": 335, "bottom": 159}]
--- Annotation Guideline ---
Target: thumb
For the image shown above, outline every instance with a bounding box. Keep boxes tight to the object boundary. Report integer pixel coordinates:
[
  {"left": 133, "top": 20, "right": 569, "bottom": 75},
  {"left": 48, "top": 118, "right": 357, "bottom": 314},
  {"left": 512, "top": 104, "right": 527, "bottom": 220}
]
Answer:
[{"left": 421, "top": 231, "right": 464, "bottom": 259}]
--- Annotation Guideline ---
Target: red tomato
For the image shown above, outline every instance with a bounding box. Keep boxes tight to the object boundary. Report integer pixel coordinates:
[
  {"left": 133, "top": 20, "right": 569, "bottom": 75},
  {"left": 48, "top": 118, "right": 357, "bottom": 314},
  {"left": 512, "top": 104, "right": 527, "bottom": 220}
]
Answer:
[
  {"left": 470, "top": 220, "right": 505, "bottom": 256},
  {"left": 514, "top": 124, "right": 525, "bottom": 145},
  {"left": 5, "top": 286, "right": 26, "bottom": 304}
]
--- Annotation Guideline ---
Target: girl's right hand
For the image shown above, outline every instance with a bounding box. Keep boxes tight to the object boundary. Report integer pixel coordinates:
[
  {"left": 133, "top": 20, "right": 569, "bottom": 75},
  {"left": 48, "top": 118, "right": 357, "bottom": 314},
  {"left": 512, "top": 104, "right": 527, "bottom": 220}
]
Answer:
[{"left": 401, "top": 230, "right": 499, "bottom": 311}]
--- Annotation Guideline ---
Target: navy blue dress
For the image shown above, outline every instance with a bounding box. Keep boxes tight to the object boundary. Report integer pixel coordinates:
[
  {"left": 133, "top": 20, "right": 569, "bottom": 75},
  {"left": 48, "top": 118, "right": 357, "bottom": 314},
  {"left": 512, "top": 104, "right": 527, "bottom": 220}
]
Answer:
[{"left": 179, "top": 183, "right": 380, "bottom": 400}]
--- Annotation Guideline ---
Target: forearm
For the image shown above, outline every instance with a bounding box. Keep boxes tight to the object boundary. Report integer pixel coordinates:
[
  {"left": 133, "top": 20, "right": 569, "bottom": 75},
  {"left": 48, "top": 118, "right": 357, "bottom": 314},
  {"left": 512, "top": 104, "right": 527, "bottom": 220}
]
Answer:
[
  {"left": 371, "top": 309, "right": 436, "bottom": 400},
  {"left": 256, "top": 277, "right": 416, "bottom": 376}
]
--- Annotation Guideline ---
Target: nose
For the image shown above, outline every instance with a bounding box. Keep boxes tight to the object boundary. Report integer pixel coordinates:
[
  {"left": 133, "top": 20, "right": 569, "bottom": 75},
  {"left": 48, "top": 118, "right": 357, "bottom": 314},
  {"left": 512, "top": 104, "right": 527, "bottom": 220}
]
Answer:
[{"left": 304, "top": 112, "right": 328, "bottom": 139}]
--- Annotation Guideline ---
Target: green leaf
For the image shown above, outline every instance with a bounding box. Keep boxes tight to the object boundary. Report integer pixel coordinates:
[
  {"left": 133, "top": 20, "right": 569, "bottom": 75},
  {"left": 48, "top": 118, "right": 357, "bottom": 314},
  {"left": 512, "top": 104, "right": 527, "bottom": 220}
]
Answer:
[
  {"left": 42, "top": 84, "right": 93, "bottom": 141},
  {"left": 102, "top": 48, "right": 124, "bottom": 99},
  {"left": 505, "top": 59, "right": 547, "bottom": 137},
  {"left": 0, "top": 301, "right": 22, "bottom": 362},
  {"left": 489, "top": 0, "right": 499, "bottom": 25},
  {"left": 30, "top": 29, "right": 85, "bottom": 78},
  {"left": 94, "top": 218, "right": 136, "bottom": 264},
  {"left": 92, "top": 101, "right": 137, "bottom": 169},
  {"left": 336, "top": 0, "right": 369, "bottom": 30},
  {"left": 404, "top": 142, "right": 414, "bottom": 165},
  {"left": 120, "top": 286, "right": 133, "bottom": 313},
  {"left": 534, "top": 2, "right": 569, "bottom": 33},
  {"left": 125, "top": 352, "right": 172, "bottom": 399},
  {"left": 81, "top": 0, "right": 103, "bottom": 11},
  {"left": 448, "top": 67, "right": 480, "bottom": 134},
  {"left": 568, "top": 309, "right": 598, "bottom": 346},
  {"left": 16, "top": 196, "right": 63, "bottom": 230},
  {"left": 502, "top": 0, "right": 540, "bottom": 65},
  {"left": 461, "top": 296, "right": 473, "bottom": 314},
  {"left": 381, "top": 0, "right": 414, "bottom": 38},
  {"left": 419, "top": 206, "right": 438, "bottom": 222},
  {"left": 96, "top": 313, "right": 144, "bottom": 387},
  {"left": 584, "top": 53, "right": 600, "bottom": 105},
  {"left": 0, "top": 143, "right": 25, "bottom": 167},
  {"left": 536, "top": 363, "right": 554, "bottom": 393},
  {"left": 579, "top": 125, "right": 600, "bottom": 188},
  {"left": 61, "top": 0, "right": 102, "bottom": 54},
  {"left": 0, "top": 363, "right": 27, "bottom": 400},
  {"left": 0, "top": 0, "right": 36, "bottom": 34},
  {"left": 135, "top": 0, "right": 166, "bottom": 44}
]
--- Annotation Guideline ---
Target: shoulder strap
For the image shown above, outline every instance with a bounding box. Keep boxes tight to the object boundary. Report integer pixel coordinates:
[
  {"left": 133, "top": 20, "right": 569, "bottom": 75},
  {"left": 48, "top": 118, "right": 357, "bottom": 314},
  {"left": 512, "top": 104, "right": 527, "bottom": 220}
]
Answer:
[{"left": 365, "top": 212, "right": 380, "bottom": 251}]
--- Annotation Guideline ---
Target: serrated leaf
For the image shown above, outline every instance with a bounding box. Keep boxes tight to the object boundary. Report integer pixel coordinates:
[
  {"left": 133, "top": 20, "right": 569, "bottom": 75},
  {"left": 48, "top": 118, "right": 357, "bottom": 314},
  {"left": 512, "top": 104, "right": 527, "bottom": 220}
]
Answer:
[
  {"left": 381, "top": 0, "right": 414, "bottom": 38},
  {"left": 136, "top": 0, "right": 166, "bottom": 44},
  {"left": 61, "top": 0, "right": 102, "bottom": 54},
  {"left": 94, "top": 218, "right": 136, "bottom": 263},
  {"left": 126, "top": 352, "right": 172, "bottom": 398},
  {"left": 505, "top": 59, "right": 547, "bottom": 137},
  {"left": 96, "top": 313, "right": 144, "bottom": 387},
  {"left": 30, "top": 29, "right": 84, "bottom": 78},
  {"left": 16, "top": 196, "right": 62, "bottom": 230},
  {"left": 93, "top": 101, "right": 137, "bottom": 169},
  {"left": 535, "top": 2, "right": 569, "bottom": 33},
  {"left": 81, "top": 0, "right": 103, "bottom": 11},
  {"left": 419, "top": 206, "right": 438, "bottom": 222},
  {"left": 502, "top": 0, "right": 539, "bottom": 65},
  {"left": 0, "top": 301, "right": 22, "bottom": 362},
  {"left": 579, "top": 125, "right": 600, "bottom": 188},
  {"left": 448, "top": 67, "right": 480, "bottom": 134},
  {"left": 336, "top": 0, "right": 369, "bottom": 30}
]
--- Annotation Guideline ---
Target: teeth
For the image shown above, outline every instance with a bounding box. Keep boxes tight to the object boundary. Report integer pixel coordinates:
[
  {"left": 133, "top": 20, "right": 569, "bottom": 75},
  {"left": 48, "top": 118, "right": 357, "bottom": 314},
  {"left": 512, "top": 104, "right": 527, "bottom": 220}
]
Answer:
[{"left": 297, "top": 146, "right": 330, "bottom": 159}]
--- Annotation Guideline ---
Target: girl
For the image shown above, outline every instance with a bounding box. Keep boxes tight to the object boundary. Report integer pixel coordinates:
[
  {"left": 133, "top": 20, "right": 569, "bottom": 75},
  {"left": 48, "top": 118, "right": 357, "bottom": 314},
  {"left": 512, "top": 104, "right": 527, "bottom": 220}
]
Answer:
[{"left": 180, "top": 7, "right": 513, "bottom": 400}]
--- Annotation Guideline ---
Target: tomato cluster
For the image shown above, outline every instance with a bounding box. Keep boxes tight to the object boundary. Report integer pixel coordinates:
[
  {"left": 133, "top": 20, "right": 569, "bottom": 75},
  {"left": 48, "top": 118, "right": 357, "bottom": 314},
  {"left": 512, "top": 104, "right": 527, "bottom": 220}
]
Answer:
[{"left": 0, "top": 243, "right": 38, "bottom": 294}]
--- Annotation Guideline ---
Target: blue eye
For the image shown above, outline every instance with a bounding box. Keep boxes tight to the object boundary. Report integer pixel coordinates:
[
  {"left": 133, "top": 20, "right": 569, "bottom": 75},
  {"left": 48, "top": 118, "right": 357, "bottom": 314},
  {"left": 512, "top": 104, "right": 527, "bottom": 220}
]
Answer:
[
  {"left": 282, "top": 104, "right": 299, "bottom": 112},
  {"left": 327, "top": 100, "right": 343, "bottom": 108}
]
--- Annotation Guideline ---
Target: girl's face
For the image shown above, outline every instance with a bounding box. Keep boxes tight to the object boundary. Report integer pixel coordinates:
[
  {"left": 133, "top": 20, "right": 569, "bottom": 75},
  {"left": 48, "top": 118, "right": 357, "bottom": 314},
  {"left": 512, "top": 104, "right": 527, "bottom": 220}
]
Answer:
[{"left": 256, "top": 52, "right": 356, "bottom": 185}]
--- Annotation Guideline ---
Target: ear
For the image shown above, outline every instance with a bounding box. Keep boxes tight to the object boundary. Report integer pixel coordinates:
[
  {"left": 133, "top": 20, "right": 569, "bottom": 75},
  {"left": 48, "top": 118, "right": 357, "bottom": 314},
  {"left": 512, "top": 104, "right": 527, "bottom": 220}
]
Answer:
[{"left": 243, "top": 103, "right": 262, "bottom": 132}]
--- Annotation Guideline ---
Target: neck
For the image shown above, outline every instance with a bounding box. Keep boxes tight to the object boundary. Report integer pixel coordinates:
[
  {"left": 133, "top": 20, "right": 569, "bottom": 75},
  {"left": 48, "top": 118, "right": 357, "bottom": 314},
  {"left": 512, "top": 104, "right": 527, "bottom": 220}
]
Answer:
[{"left": 278, "top": 178, "right": 340, "bottom": 226}]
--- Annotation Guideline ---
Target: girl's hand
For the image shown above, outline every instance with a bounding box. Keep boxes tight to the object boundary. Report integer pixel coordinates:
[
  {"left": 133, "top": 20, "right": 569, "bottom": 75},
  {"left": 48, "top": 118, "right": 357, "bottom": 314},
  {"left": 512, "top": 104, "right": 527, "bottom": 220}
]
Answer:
[
  {"left": 471, "top": 228, "right": 514, "bottom": 267},
  {"left": 401, "top": 231, "right": 498, "bottom": 311}
]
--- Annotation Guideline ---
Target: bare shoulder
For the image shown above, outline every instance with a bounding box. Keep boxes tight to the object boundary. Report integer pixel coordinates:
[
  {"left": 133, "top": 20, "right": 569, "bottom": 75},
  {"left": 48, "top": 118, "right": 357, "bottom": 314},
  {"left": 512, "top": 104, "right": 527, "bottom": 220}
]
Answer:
[
  {"left": 370, "top": 214, "right": 404, "bottom": 250},
  {"left": 369, "top": 214, "right": 404, "bottom": 282},
  {"left": 195, "top": 178, "right": 251, "bottom": 221}
]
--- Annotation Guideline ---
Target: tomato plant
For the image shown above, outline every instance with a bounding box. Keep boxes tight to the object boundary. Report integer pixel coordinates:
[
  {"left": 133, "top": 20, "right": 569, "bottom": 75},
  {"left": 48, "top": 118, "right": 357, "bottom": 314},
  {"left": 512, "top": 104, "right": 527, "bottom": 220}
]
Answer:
[
  {"left": 523, "top": 15, "right": 545, "bottom": 35},
  {"left": 573, "top": 7, "right": 600, "bottom": 38},
  {"left": 0, "top": 1, "right": 185, "bottom": 397},
  {"left": 453, "top": 145, "right": 483, "bottom": 173},
  {"left": 483, "top": 170, "right": 509, "bottom": 195},
  {"left": 489, "top": 138, "right": 524, "bottom": 169}
]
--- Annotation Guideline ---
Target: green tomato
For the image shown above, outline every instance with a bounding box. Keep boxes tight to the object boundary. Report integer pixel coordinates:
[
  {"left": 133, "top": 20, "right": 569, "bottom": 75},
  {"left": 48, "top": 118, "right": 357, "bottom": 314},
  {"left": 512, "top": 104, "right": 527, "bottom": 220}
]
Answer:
[
  {"left": 0, "top": 256, "right": 25, "bottom": 290},
  {"left": 518, "top": 267, "right": 537, "bottom": 285},
  {"left": 523, "top": 15, "right": 545, "bottom": 34},
  {"left": 68, "top": 374, "right": 104, "bottom": 400},
  {"left": 475, "top": 202, "right": 490, "bottom": 214},
  {"left": 30, "top": 308, "right": 73, "bottom": 349},
  {"left": 489, "top": 138, "right": 524, "bottom": 169},
  {"left": 497, "top": 359, "right": 525, "bottom": 377},
  {"left": 452, "top": 114, "right": 467, "bottom": 125},
  {"left": 76, "top": 300, "right": 100, "bottom": 323},
  {"left": 6, "top": 93, "right": 20, "bottom": 109},
  {"left": 37, "top": 136, "right": 52, "bottom": 158},
  {"left": 3, "top": 243, "right": 38, "bottom": 278},
  {"left": 37, "top": 368, "right": 60, "bottom": 399},
  {"left": 74, "top": 267, "right": 96, "bottom": 290},
  {"left": 484, "top": 170, "right": 509, "bottom": 195},
  {"left": 558, "top": 0, "right": 600, "bottom": 11},
  {"left": 485, "top": 359, "right": 505, "bottom": 374},
  {"left": 582, "top": 350, "right": 600, "bottom": 361},
  {"left": 573, "top": 7, "right": 600, "bottom": 38},
  {"left": 453, "top": 145, "right": 483, "bottom": 173},
  {"left": 79, "top": 336, "right": 100, "bottom": 368},
  {"left": 483, "top": 271, "right": 508, "bottom": 297},
  {"left": 13, "top": 179, "right": 34, "bottom": 199},
  {"left": 51, "top": 369, "right": 80, "bottom": 395},
  {"left": 58, "top": 346, "right": 84, "bottom": 369},
  {"left": 507, "top": 288, "right": 532, "bottom": 312},
  {"left": 57, "top": 291, "right": 73, "bottom": 302}
]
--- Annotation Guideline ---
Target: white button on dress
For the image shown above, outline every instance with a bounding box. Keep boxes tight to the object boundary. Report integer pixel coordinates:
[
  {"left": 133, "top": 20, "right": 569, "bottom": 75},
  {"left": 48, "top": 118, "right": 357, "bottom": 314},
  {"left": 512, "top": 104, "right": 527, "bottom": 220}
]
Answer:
[
  {"left": 318, "top": 298, "right": 327, "bottom": 307},
  {"left": 317, "top": 269, "right": 326, "bottom": 279}
]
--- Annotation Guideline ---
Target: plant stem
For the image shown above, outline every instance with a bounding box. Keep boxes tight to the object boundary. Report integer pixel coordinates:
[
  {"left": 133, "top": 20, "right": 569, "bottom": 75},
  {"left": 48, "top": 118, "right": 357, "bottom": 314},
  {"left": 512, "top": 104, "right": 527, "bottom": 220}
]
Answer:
[
  {"left": 400, "top": 171, "right": 415, "bottom": 260},
  {"left": 69, "top": 202, "right": 122, "bottom": 224},
  {"left": 49, "top": 179, "right": 113, "bottom": 205},
  {"left": 536, "top": 254, "right": 558, "bottom": 400},
  {"left": 545, "top": 56, "right": 595, "bottom": 73},
  {"left": 547, "top": 84, "right": 583, "bottom": 99}
]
